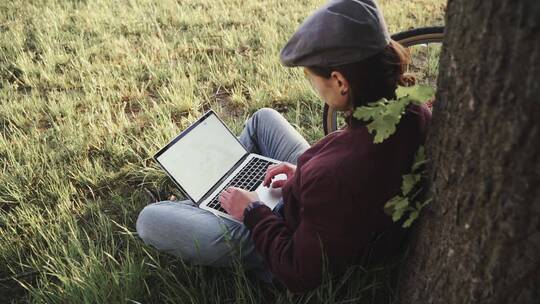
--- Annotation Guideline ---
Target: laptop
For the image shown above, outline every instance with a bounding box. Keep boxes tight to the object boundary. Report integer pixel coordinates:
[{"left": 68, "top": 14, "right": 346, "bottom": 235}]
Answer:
[{"left": 154, "top": 110, "right": 286, "bottom": 223}]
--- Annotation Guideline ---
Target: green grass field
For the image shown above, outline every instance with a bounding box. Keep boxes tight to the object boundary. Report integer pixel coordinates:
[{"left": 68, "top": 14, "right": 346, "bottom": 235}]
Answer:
[{"left": 0, "top": 0, "right": 445, "bottom": 302}]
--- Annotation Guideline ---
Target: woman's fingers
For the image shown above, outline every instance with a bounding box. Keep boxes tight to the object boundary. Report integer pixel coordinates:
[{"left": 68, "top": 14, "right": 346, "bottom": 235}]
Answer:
[
  {"left": 220, "top": 187, "right": 247, "bottom": 215},
  {"left": 263, "top": 163, "right": 296, "bottom": 187},
  {"left": 263, "top": 165, "right": 286, "bottom": 186},
  {"left": 220, "top": 187, "right": 240, "bottom": 206},
  {"left": 219, "top": 190, "right": 230, "bottom": 203},
  {"left": 271, "top": 179, "right": 287, "bottom": 188},
  {"left": 219, "top": 192, "right": 230, "bottom": 211},
  {"left": 227, "top": 187, "right": 242, "bottom": 193}
]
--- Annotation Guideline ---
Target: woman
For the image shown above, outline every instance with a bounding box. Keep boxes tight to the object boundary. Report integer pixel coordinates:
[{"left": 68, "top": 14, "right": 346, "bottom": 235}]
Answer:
[{"left": 136, "top": 0, "right": 431, "bottom": 292}]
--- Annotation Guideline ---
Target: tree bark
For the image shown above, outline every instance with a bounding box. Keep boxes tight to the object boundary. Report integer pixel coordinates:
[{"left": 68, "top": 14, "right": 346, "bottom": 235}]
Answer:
[{"left": 398, "top": 1, "right": 540, "bottom": 303}]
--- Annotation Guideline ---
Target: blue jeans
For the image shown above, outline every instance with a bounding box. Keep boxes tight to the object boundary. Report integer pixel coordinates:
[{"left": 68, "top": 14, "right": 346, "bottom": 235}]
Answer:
[{"left": 136, "top": 108, "right": 310, "bottom": 280}]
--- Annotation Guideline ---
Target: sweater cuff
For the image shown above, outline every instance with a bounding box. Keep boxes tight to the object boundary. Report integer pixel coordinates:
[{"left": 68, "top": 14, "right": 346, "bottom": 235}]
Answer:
[{"left": 243, "top": 202, "right": 273, "bottom": 230}]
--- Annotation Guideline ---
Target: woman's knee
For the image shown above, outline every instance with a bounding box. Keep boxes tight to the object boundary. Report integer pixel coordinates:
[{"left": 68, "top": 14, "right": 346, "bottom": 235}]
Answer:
[
  {"left": 253, "top": 107, "right": 281, "bottom": 123},
  {"left": 136, "top": 201, "right": 189, "bottom": 248},
  {"left": 135, "top": 202, "right": 164, "bottom": 246},
  {"left": 135, "top": 202, "right": 246, "bottom": 266},
  {"left": 248, "top": 108, "right": 287, "bottom": 136}
]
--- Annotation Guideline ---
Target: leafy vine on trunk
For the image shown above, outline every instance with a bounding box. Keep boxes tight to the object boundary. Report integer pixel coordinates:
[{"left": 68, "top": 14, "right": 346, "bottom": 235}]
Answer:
[{"left": 353, "top": 85, "right": 434, "bottom": 227}]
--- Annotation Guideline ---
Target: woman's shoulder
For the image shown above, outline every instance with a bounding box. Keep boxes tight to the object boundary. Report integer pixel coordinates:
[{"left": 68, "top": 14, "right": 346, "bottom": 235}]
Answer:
[
  {"left": 302, "top": 103, "right": 431, "bottom": 173},
  {"left": 301, "top": 133, "right": 374, "bottom": 181},
  {"left": 393, "top": 103, "right": 432, "bottom": 143},
  {"left": 404, "top": 103, "right": 432, "bottom": 129}
]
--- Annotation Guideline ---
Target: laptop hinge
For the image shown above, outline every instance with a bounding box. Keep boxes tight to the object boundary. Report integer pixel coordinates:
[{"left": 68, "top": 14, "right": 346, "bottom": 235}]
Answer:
[{"left": 197, "top": 153, "right": 250, "bottom": 206}]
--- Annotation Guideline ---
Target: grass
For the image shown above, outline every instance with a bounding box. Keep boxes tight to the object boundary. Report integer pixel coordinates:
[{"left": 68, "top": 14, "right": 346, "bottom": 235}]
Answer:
[{"left": 0, "top": 0, "right": 445, "bottom": 302}]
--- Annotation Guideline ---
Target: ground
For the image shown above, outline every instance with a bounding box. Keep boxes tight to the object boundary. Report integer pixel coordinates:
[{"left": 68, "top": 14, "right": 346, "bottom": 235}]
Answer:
[{"left": 0, "top": 0, "right": 444, "bottom": 302}]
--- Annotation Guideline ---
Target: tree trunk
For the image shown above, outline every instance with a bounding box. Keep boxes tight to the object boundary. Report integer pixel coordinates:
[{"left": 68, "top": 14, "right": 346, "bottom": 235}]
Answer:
[{"left": 398, "top": 1, "right": 540, "bottom": 303}]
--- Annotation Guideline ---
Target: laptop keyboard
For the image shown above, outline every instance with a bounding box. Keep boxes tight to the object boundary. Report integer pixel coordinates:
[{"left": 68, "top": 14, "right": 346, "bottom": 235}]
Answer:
[{"left": 206, "top": 157, "right": 274, "bottom": 214}]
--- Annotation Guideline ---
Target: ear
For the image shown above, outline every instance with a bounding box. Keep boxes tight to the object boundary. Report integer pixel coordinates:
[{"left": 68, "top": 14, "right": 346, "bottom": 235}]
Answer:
[{"left": 330, "top": 71, "right": 349, "bottom": 95}]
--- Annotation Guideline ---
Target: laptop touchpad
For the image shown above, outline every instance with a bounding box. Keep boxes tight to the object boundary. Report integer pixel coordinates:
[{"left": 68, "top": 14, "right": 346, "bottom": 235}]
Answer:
[{"left": 256, "top": 174, "right": 287, "bottom": 210}]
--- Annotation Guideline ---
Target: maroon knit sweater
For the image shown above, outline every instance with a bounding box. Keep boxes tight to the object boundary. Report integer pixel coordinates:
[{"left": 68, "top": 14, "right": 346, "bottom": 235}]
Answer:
[{"left": 244, "top": 104, "right": 431, "bottom": 292}]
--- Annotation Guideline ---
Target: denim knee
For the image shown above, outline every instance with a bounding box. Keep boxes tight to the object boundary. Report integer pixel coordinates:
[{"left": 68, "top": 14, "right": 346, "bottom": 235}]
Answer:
[
  {"left": 253, "top": 107, "right": 280, "bottom": 122},
  {"left": 135, "top": 201, "right": 243, "bottom": 266},
  {"left": 135, "top": 203, "right": 162, "bottom": 246},
  {"left": 247, "top": 107, "right": 283, "bottom": 134}
]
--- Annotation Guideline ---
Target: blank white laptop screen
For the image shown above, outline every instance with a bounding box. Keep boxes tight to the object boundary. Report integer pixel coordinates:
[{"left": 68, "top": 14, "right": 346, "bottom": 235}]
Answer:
[{"left": 155, "top": 113, "right": 246, "bottom": 202}]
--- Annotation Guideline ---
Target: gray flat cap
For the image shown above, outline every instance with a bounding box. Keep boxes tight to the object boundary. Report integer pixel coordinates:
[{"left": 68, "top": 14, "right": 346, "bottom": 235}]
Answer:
[{"left": 280, "top": 0, "right": 390, "bottom": 67}]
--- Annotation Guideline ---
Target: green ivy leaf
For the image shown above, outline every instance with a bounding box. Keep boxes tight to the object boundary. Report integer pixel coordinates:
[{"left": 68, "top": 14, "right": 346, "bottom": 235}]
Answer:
[
  {"left": 401, "top": 174, "right": 421, "bottom": 196},
  {"left": 352, "top": 99, "right": 387, "bottom": 121},
  {"left": 384, "top": 196, "right": 410, "bottom": 222},
  {"left": 353, "top": 85, "right": 433, "bottom": 144},
  {"left": 356, "top": 86, "right": 436, "bottom": 228},
  {"left": 383, "top": 146, "right": 432, "bottom": 228},
  {"left": 354, "top": 98, "right": 409, "bottom": 143},
  {"left": 412, "top": 146, "right": 428, "bottom": 172},
  {"left": 403, "top": 211, "right": 419, "bottom": 228},
  {"left": 385, "top": 98, "right": 409, "bottom": 118},
  {"left": 395, "top": 198, "right": 409, "bottom": 210},
  {"left": 384, "top": 196, "right": 405, "bottom": 216},
  {"left": 396, "top": 85, "right": 435, "bottom": 104},
  {"left": 366, "top": 114, "right": 399, "bottom": 143},
  {"left": 392, "top": 206, "right": 406, "bottom": 222}
]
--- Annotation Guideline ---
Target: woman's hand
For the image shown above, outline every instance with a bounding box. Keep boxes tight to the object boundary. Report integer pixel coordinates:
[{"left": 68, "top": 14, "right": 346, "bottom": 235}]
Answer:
[
  {"left": 219, "top": 187, "right": 260, "bottom": 221},
  {"left": 263, "top": 162, "right": 297, "bottom": 188}
]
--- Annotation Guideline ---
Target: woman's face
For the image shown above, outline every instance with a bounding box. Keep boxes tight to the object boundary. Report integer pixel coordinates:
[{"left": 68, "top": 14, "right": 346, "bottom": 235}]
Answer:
[{"left": 303, "top": 67, "right": 352, "bottom": 111}]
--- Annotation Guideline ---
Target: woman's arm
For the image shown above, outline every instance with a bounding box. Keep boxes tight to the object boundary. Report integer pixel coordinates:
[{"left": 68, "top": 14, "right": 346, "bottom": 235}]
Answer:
[{"left": 244, "top": 174, "right": 364, "bottom": 292}]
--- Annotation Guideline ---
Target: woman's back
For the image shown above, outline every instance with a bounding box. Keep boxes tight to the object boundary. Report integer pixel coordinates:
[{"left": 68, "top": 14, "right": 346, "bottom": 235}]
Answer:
[{"left": 244, "top": 104, "right": 432, "bottom": 291}]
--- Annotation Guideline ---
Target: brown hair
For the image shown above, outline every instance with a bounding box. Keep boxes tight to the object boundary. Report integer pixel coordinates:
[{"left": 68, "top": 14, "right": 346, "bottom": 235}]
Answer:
[{"left": 309, "top": 40, "right": 414, "bottom": 120}]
